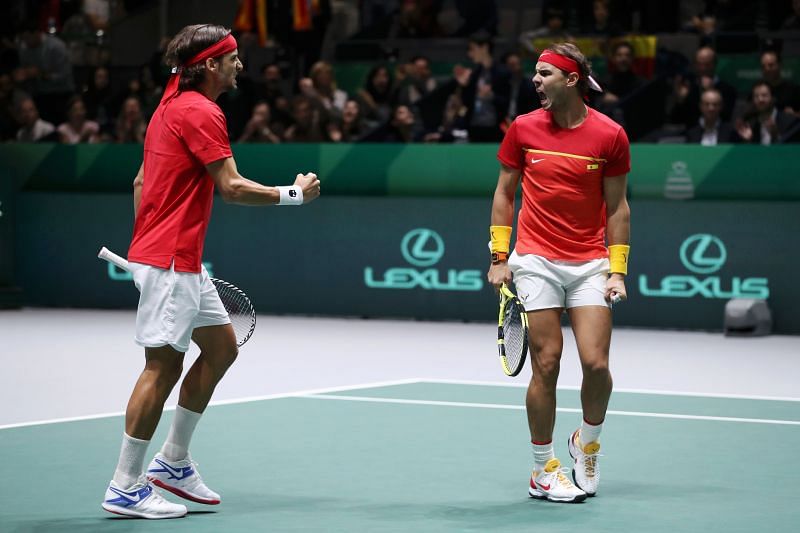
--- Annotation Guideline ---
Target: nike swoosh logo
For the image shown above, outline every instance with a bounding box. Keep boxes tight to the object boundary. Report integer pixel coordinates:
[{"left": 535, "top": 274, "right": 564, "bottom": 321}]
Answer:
[
  {"left": 531, "top": 159, "right": 545, "bottom": 164},
  {"left": 108, "top": 484, "right": 151, "bottom": 503},
  {"left": 531, "top": 478, "right": 550, "bottom": 491},
  {"left": 151, "top": 459, "right": 194, "bottom": 480}
]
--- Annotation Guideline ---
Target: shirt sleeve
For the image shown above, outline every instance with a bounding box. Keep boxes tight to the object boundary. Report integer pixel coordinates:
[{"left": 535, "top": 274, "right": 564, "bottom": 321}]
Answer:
[
  {"left": 497, "top": 119, "right": 523, "bottom": 169},
  {"left": 182, "top": 102, "right": 233, "bottom": 165},
  {"left": 604, "top": 126, "right": 631, "bottom": 177}
]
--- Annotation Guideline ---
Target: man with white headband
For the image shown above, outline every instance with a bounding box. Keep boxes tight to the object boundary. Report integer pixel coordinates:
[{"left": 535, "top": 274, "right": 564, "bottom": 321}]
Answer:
[
  {"left": 101, "top": 24, "right": 320, "bottom": 519},
  {"left": 487, "top": 42, "right": 631, "bottom": 503}
]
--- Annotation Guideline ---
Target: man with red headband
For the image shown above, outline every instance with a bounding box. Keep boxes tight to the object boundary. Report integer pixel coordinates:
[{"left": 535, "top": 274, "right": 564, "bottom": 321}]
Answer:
[
  {"left": 101, "top": 24, "right": 320, "bottom": 519},
  {"left": 487, "top": 42, "right": 630, "bottom": 503}
]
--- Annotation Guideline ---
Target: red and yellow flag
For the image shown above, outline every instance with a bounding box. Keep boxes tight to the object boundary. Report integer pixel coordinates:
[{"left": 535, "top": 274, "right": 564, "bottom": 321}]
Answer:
[{"left": 234, "top": 0, "right": 268, "bottom": 46}]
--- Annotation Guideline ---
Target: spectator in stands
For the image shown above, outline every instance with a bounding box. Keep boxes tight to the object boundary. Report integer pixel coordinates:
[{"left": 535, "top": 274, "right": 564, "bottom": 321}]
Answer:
[
  {"left": 83, "top": 66, "right": 114, "bottom": 135},
  {"left": 0, "top": 72, "right": 23, "bottom": 141},
  {"left": 57, "top": 95, "right": 100, "bottom": 144},
  {"left": 422, "top": 90, "right": 469, "bottom": 143},
  {"left": 15, "top": 96, "right": 56, "bottom": 142},
  {"left": 503, "top": 51, "right": 538, "bottom": 123},
  {"left": 685, "top": 88, "right": 741, "bottom": 144},
  {"left": 356, "top": 64, "right": 397, "bottom": 126},
  {"left": 397, "top": 55, "right": 437, "bottom": 107},
  {"left": 237, "top": 101, "right": 282, "bottom": 143},
  {"left": 305, "top": 60, "right": 348, "bottom": 117},
  {"left": 15, "top": 20, "right": 75, "bottom": 125},
  {"left": 458, "top": 31, "right": 510, "bottom": 142},
  {"left": 668, "top": 46, "right": 737, "bottom": 130},
  {"left": 337, "top": 98, "right": 367, "bottom": 142},
  {"left": 736, "top": 81, "right": 799, "bottom": 145},
  {"left": 597, "top": 41, "right": 643, "bottom": 110},
  {"left": 114, "top": 96, "right": 147, "bottom": 143},
  {"left": 362, "top": 103, "right": 422, "bottom": 142},
  {"left": 580, "top": 0, "right": 624, "bottom": 36},
  {"left": 519, "top": 6, "right": 571, "bottom": 56},
  {"left": 284, "top": 94, "right": 327, "bottom": 142},
  {"left": 781, "top": 0, "right": 800, "bottom": 30},
  {"left": 256, "top": 63, "right": 291, "bottom": 110},
  {"left": 396, "top": 0, "right": 443, "bottom": 37},
  {"left": 760, "top": 50, "right": 800, "bottom": 117}
]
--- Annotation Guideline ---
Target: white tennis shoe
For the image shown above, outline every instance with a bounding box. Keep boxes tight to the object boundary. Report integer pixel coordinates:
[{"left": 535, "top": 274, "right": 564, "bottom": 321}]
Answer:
[
  {"left": 568, "top": 429, "right": 601, "bottom": 496},
  {"left": 102, "top": 477, "right": 187, "bottom": 519},
  {"left": 146, "top": 453, "right": 221, "bottom": 505},
  {"left": 529, "top": 458, "right": 587, "bottom": 503}
]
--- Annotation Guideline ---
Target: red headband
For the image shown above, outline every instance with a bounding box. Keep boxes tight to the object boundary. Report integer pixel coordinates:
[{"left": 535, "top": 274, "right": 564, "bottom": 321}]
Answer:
[
  {"left": 537, "top": 51, "right": 581, "bottom": 77},
  {"left": 159, "top": 33, "right": 238, "bottom": 104}
]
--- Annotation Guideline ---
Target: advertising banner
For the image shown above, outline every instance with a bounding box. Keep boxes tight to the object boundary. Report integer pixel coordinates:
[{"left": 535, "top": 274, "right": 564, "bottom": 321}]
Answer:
[{"left": 14, "top": 194, "right": 800, "bottom": 333}]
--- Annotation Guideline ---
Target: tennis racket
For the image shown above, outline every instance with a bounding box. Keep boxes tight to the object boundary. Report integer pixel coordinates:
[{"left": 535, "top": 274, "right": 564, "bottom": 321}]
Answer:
[
  {"left": 98, "top": 247, "right": 256, "bottom": 347},
  {"left": 497, "top": 283, "right": 529, "bottom": 377}
]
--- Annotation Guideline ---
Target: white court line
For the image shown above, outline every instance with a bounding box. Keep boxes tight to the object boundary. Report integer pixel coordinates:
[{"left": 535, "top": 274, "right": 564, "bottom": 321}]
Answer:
[
  {"left": 0, "top": 378, "right": 423, "bottom": 431},
  {"left": 299, "top": 394, "right": 800, "bottom": 426},
  {"left": 421, "top": 378, "right": 800, "bottom": 402}
]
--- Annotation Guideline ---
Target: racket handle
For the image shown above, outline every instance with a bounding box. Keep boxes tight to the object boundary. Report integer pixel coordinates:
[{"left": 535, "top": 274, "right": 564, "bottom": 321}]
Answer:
[
  {"left": 98, "top": 246, "right": 130, "bottom": 272},
  {"left": 610, "top": 293, "right": 622, "bottom": 305}
]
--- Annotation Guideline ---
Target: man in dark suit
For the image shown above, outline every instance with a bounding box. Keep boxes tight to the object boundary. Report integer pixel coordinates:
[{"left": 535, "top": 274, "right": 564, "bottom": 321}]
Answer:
[
  {"left": 669, "top": 46, "right": 738, "bottom": 129},
  {"left": 685, "top": 88, "right": 741, "bottom": 144},
  {"left": 735, "top": 81, "right": 800, "bottom": 144}
]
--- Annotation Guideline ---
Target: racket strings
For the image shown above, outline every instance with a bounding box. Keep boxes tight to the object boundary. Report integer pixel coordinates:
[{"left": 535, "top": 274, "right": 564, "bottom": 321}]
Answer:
[
  {"left": 502, "top": 303, "right": 526, "bottom": 368},
  {"left": 212, "top": 279, "right": 256, "bottom": 347}
]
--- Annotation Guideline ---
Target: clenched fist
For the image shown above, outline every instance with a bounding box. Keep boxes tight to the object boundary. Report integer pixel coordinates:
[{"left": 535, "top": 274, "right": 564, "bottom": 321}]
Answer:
[{"left": 295, "top": 172, "right": 320, "bottom": 204}]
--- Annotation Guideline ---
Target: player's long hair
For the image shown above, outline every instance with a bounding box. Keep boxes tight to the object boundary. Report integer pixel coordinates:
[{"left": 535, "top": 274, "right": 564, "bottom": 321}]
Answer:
[
  {"left": 165, "top": 24, "right": 231, "bottom": 92},
  {"left": 545, "top": 42, "right": 594, "bottom": 98}
]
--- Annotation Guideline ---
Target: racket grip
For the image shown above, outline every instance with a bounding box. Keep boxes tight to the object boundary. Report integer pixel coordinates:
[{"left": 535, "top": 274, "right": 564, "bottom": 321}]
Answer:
[
  {"left": 98, "top": 246, "right": 130, "bottom": 271},
  {"left": 610, "top": 293, "right": 622, "bottom": 305}
]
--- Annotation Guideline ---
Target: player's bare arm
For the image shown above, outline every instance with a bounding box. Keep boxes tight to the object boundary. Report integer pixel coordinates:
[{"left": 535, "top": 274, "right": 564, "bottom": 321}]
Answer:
[
  {"left": 604, "top": 173, "right": 631, "bottom": 301},
  {"left": 132, "top": 163, "right": 144, "bottom": 218},
  {"left": 206, "top": 157, "right": 320, "bottom": 206},
  {"left": 487, "top": 164, "right": 521, "bottom": 289}
]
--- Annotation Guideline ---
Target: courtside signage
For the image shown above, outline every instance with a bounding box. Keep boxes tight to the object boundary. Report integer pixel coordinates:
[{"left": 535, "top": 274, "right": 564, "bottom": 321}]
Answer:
[
  {"left": 638, "top": 234, "right": 769, "bottom": 299},
  {"left": 364, "top": 228, "right": 483, "bottom": 291}
]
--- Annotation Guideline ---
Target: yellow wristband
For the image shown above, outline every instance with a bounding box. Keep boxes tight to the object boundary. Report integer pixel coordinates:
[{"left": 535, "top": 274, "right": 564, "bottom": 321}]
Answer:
[
  {"left": 490, "top": 225, "right": 512, "bottom": 254},
  {"left": 608, "top": 244, "right": 630, "bottom": 275}
]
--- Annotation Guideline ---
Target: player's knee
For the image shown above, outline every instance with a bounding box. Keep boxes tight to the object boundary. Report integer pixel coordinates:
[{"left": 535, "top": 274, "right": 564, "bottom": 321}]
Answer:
[
  {"left": 220, "top": 344, "right": 238, "bottom": 370},
  {"left": 582, "top": 357, "right": 610, "bottom": 379},
  {"left": 147, "top": 360, "right": 183, "bottom": 391},
  {"left": 207, "top": 344, "right": 238, "bottom": 377},
  {"left": 532, "top": 349, "right": 561, "bottom": 382}
]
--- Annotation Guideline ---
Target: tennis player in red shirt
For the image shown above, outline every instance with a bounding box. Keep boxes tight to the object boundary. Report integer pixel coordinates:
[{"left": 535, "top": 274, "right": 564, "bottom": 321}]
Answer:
[
  {"left": 102, "top": 24, "right": 320, "bottom": 519},
  {"left": 487, "top": 43, "right": 631, "bottom": 503}
]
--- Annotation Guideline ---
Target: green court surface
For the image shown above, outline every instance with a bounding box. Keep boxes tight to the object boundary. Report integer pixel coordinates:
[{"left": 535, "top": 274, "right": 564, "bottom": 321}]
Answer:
[{"left": 1, "top": 381, "right": 798, "bottom": 532}]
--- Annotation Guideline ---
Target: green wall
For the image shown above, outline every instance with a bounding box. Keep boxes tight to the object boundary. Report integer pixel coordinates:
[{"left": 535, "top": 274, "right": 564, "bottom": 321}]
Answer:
[{"left": 3, "top": 144, "right": 799, "bottom": 200}]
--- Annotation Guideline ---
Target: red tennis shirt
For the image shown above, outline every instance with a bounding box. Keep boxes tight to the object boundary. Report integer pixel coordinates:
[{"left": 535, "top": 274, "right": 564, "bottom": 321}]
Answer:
[
  {"left": 497, "top": 107, "right": 630, "bottom": 261},
  {"left": 128, "top": 90, "right": 232, "bottom": 272}
]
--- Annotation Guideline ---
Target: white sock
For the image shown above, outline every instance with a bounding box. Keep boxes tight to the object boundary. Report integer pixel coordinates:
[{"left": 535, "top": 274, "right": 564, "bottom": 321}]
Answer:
[
  {"left": 161, "top": 405, "right": 202, "bottom": 461},
  {"left": 532, "top": 441, "right": 554, "bottom": 472},
  {"left": 580, "top": 419, "right": 603, "bottom": 445},
  {"left": 113, "top": 433, "right": 150, "bottom": 489}
]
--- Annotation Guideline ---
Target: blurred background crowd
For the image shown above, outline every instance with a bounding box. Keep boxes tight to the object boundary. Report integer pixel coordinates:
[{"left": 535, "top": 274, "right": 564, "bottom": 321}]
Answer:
[{"left": 1, "top": 0, "right": 799, "bottom": 146}]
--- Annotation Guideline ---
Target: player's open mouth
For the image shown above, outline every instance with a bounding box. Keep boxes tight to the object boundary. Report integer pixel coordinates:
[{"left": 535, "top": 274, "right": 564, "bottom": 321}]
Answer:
[{"left": 537, "top": 90, "right": 548, "bottom": 104}]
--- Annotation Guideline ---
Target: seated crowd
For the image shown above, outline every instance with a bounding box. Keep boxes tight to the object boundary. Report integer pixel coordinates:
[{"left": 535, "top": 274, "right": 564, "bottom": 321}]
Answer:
[{"left": 2, "top": 1, "right": 800, "bottom": 146}]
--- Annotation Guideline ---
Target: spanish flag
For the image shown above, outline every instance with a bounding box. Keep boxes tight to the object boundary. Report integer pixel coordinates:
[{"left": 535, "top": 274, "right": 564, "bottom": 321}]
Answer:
[
  {"left": 293, "top": 0, "right": 312, "bottom": 31},
  {"left": 234, "top": 0, "right": 268, "bottom": 46}
]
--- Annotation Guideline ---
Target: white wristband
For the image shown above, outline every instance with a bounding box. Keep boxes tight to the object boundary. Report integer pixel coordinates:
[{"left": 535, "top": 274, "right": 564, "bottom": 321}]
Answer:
[{"left": 277, "top": 185, "right": 303, "bottom": 206}]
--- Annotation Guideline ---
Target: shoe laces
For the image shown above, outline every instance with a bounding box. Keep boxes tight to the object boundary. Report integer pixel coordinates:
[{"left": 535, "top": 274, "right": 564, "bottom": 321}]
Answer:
[
  {"left": 555, "top": 467, "right": 576, "bottom": 488},
  {"left": 541, "top": 459, "right": 577, "bottom": 488},
  {"left": 580, "top": 448, "right": 603, "bottom": 479}
]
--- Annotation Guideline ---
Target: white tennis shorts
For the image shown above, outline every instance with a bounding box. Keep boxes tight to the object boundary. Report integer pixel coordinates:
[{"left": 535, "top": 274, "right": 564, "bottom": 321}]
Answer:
[
  {"left": 508, "top": 251, "right": 611, "bottom": 311},
  {"left": 129, "top": 261, "right": 230, "bottom": 353}
]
